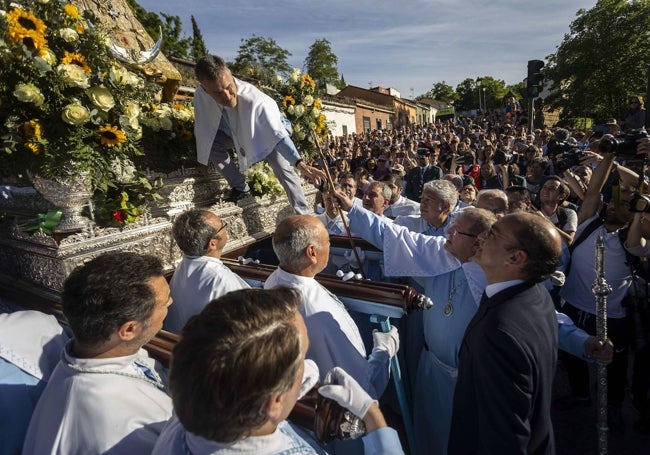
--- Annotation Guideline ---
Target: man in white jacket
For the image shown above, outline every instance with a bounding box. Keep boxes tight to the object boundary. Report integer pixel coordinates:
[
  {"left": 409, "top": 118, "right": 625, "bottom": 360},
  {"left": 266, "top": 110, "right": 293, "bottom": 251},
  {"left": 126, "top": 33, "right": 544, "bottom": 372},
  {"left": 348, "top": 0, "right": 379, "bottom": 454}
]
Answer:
[
  {"left": 265, "top": 215, "right": 399, "bottom": 399},
  {"left": 194, "top": 55, "right": 325, "bottom": 214},
  {"left": 164, "top": 208, "right": 249, "bottom": 333},
  {"left": 23, "top": 252, "right": 173, "bottom": 455}
]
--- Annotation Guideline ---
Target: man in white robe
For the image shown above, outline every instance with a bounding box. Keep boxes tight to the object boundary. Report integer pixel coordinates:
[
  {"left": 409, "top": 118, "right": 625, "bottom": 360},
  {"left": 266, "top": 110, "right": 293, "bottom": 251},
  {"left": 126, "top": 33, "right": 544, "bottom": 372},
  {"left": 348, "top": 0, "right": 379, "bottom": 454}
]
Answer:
[
  {"left": 153, "top": 287, "right": 403, "bottom": 454},
  {"left": 194, "top": 55, "right": 325, "bottom": 214},
  {"left": 165, "top": 208, "right": 249, "bottom": 333},
  {"left": 23, "top": 252, "right": 174, "bottom": 455},
  {"left": 0, "top": 310, "right": 68, "bottom": 455},
  {"left": 264, "top": 215, "right": 399, "bottom": 399}
]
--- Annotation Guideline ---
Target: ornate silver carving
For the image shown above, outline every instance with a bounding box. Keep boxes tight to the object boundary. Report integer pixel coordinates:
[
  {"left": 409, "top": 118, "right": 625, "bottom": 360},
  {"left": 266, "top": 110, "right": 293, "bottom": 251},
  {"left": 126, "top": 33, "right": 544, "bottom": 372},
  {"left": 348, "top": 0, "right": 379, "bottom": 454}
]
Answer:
[{"left": 30, "top": 174, "right": 92, "bottom": 233}]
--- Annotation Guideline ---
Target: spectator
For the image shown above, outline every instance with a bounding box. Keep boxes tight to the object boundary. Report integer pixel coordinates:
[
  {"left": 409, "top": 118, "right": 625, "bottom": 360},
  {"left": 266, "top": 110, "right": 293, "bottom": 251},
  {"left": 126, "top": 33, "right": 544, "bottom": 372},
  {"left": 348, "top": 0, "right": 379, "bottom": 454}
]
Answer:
[
  {"left": 395, "top": 180, "right": 461, "bottom": 237},
  {"left": 380, "top": 174, "right": 420, "bottom": 218},
  {"left": 404, "top": 148, "right": 443, "bottom": 202},
  {"left": 622, "top": 96, "right": 646, "bottom": 132}
]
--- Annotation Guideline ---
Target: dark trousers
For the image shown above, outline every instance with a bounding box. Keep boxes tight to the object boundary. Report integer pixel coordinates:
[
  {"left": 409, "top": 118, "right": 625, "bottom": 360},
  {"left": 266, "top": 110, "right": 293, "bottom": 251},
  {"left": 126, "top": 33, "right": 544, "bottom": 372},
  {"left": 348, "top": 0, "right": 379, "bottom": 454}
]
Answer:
[{"left": 561, "top": 303, "right": 631, "bottom": 406}]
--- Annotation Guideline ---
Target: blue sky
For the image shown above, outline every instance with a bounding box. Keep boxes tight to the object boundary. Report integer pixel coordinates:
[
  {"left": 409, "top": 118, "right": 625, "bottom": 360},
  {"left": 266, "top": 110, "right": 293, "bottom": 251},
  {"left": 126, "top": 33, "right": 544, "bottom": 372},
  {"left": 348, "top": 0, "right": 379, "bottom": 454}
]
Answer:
[{"left": 135, "top": 0, "right": 597, "bottom": 97}]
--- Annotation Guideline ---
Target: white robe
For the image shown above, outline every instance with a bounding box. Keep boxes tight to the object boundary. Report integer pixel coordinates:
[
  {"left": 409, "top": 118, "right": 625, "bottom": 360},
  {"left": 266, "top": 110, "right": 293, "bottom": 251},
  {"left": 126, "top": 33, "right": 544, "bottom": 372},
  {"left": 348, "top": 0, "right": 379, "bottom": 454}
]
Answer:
[
  {"left": 165, "top": 255, "right": 250, "bottom": 333},
  {"left": 23, "top": 341, "right": 172, "bottom": 455},
  {"left": 384, "top": 195, "right": 420, "bottom": 218},
  {"left": 264, "top": 268, "right": 390, "bottom": 399},
  {"left": 194, "top": 78, "right": 288, "bottom": 170},
  {"left": 152, "top": 416, "right": 403, "bottom": 454}
]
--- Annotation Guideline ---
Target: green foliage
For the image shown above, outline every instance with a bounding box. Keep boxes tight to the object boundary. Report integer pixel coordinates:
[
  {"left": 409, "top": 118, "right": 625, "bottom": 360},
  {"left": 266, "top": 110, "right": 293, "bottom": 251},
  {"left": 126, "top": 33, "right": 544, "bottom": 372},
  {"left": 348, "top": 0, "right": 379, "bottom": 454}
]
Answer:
[
  {"left": 303, "top": 38, "right": 340, "bottom": 92},
  {"left": 421, "top": 81, "right": 458, "bottom": 103},
  {"left": 453, "top": 77, "right": 508, "bottom": 111},
  {"left": 544, "top": 0, "right": 650, "bottom": 122},
  {"left": 126, "top": 0, "right": 191, "bottom": 59},
  {"left": 190, "top": 15, "right": 208, "bottom": 60},
  {"left": 230, "top": 35, "right": 292, "bottom": 83}
]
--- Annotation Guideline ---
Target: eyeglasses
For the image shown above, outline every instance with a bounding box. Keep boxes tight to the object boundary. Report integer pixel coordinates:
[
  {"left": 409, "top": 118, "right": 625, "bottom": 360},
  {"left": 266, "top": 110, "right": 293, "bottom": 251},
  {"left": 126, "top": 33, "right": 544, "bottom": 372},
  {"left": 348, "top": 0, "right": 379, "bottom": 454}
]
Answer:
[
  {"left": 215, "top": 220, "right": 228, "bottom": 235},
  {"left": 448, "top": 226, "right": 478, "bottom": 238}
]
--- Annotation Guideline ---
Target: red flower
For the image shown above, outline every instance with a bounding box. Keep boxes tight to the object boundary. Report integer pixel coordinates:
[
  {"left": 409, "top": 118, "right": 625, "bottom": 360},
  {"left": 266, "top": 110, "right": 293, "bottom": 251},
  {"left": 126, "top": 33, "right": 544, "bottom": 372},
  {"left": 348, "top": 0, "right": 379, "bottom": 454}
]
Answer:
[{"left": 112, "top": 210, "right": 125, "bottom": 222}]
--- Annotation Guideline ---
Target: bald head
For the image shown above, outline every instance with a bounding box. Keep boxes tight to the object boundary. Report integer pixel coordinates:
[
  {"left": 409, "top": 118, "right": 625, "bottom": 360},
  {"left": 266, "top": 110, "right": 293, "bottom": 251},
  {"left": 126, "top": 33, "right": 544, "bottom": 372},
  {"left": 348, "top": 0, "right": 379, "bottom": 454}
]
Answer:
[{"left": 273, "top": 216, "right": 329, "bottom": 275}]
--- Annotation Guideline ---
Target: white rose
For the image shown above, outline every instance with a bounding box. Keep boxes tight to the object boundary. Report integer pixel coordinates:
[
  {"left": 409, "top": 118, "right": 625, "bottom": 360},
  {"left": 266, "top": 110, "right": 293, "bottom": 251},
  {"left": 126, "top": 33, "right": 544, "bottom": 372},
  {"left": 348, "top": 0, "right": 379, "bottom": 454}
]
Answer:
[
  {"left": 109, "top": 66, "right": 141, "bottom": 87},
  {"left": 61, "top": 103, "right": 90, "bottom": 125},
  {"left": 59, "top": 28, "right": 79, "bottom": 43},
  {"left": 312, "top": 108, "right": 321, "bottom": 118},
  {"left": 294, "top": 105, "right": 305, "bottom": 117},
  {"left": 33, "top": 56, "right": 52, "bottom": 73},
  {"left": 56, "top": 64, "right": 89, "bottom": 88},
  {"left": 303, "top": 95, "right": 314, "bottom": 107},
  {"left": 287, "top": 105, "right": 295, "bottom": 115},
  {"left": 40, "top": 49, "right": 57, "bottom": 65},
  {"left": 37, "top": 0, "right": 50, "bottom": 3},
  {"left": 13, "top": 83, "right": 45, "bottom": 107},
  {"left": 123, "top": 101, "right": 140, "bottom": 120},
  {"left": 86, "top": 86, "right": 115, "bottom": 112}
]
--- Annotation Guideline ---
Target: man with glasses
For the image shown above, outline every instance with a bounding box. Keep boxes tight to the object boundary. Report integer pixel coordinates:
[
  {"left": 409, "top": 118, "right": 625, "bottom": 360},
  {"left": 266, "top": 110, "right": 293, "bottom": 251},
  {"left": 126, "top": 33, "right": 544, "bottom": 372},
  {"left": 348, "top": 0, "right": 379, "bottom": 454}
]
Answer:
[
  {"left": 164, "top": 208, "right": 249, "bottom": 333},
  {"left": 331, "top": 191, "right": 612, "bottom": 455}
]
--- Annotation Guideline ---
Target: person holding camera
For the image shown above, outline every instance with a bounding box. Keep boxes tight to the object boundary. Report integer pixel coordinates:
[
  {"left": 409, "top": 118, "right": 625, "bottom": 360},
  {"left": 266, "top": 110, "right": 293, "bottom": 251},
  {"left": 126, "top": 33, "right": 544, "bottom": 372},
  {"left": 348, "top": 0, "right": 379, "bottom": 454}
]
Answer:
[{"left": 559, "top": 151, "right": 650, "bottom": 429}]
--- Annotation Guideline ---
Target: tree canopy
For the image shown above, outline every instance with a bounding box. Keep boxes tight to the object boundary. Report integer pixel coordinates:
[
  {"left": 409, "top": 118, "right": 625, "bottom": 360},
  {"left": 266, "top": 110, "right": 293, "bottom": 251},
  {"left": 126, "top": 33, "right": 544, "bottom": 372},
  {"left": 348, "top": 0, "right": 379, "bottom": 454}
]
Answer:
[
  {"left": 190, "top": 16, "right": 208, "bottom": 60},
  {"left": 544, "top": 0, "right": 650, "bottom": 123},
  {"left": 419, "top": 81, "right": 458, "bottom": 103},
  {"left": 127, "top": 1, "right": 192, "bottom": 58},
  {"left": 303, "top": 38, "right": 341, "bottom": 92},
  {"left": 230, "top": 35, "right": 292, "bottom": 82}
]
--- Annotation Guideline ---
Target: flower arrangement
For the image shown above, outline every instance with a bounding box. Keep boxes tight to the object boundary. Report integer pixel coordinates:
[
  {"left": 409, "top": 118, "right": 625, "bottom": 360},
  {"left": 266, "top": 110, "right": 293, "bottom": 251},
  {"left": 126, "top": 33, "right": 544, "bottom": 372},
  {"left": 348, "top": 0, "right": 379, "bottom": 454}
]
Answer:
[
  {"left": 275, "top": 68, "right": 328, "bottom": 161},
  {"left": 138, "top": 100, "right": 196, "bottom": 173},
  {"left": 245, "top": 161, "right": 284, "bottom": 196},
  {"left": 0, "top": 0, "right": 162, "bottom": 226}
]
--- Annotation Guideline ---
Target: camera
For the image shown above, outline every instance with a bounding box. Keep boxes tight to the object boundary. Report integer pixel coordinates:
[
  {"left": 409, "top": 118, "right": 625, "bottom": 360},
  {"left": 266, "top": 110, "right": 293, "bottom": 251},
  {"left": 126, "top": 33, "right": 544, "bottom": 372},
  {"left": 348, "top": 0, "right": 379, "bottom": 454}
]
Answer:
[
  {"left": 546, "top": 138, "right": 575, "bottom": 156},
  {"left": 554, "top": 150, "right": 587, "bottom": 174},
  {"left": 629, "top": 193, "right": 650, "bottom": 213},
  {"left": 494, "top": 149, "right": 517, "bottom": 165},
  {"left": 598, "top": 129, "right": 648, "bottom": 159}
]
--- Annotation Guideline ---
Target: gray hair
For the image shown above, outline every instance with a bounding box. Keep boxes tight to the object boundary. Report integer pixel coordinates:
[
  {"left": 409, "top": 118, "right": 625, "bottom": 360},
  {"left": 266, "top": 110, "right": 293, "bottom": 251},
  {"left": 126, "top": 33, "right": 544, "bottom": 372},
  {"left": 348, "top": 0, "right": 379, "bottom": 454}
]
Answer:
[
  {"left": 195, "top": 55, "right": 229, "bottom": 82},
  {"left": 173, "top": 209, "right": 219, "bottom": 257},
  {"left": 273, "top": 219, "right": 324, "bottom": 271},
  {"left": 366, "top": 181, "right": 392, "bottom": 201},
  {"left": 423, "top": 179, "right": 458, "bottom": 208}
]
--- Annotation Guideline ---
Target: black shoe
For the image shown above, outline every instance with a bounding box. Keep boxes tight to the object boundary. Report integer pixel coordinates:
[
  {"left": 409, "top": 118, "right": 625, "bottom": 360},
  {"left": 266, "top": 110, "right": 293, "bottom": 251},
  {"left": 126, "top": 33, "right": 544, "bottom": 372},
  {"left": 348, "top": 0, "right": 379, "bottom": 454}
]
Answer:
[{"left": 224, "top": 188, "right": 250, "bottom": 203}]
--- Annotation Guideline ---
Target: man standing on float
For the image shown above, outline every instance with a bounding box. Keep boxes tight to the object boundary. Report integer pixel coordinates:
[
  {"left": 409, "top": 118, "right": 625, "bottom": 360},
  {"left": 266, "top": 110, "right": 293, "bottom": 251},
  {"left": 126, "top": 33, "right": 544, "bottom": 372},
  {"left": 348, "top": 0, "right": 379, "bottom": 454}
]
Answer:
[{"left": 193, "top": 54, "right": 325, "bottom": 214}]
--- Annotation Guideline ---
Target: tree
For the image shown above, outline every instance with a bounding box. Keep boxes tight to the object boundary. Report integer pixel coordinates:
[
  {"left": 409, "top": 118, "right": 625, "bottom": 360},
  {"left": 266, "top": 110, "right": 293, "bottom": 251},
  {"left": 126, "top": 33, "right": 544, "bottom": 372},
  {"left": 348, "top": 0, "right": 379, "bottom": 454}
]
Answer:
[
  {"left": 455, "top": 78, "right": 478, "bottom": 112},
  {"left": 230, "top": 35, "right": 292, "bottom": 83},
  {"left": 544, "top": 0, "right": 650, "bottom": 123},
  {"left": 190, "top": 16, "right": 208, "bottom": 60},
  {"left": 421, "top": 81, "right": 458, "bottom": 103},
  {"left": 126, "top": 1, "right": 191, "bottom": 58},
  {"left": 303, "top": 38, "right": 340, "bottom": 92}
]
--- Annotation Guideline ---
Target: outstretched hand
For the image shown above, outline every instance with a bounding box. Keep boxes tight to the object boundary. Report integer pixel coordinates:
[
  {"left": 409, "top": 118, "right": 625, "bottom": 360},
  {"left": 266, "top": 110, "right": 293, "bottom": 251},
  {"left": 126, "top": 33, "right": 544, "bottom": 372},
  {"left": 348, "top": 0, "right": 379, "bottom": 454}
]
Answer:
[
  {"left": 329, "top": 188, "right": 354, "bottom": 212},
  {"left": 297, "top": 162, "right": 327, "bottom": 186}
]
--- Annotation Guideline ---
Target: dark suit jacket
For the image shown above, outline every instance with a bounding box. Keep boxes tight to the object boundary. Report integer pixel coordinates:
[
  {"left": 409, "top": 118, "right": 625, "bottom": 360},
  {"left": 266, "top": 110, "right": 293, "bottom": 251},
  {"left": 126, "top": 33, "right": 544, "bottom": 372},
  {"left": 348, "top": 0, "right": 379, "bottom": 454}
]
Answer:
[
  {"left": 448, "top": 282, "right": 558, "bottom": 455},
  {"left": 404, "top": 165, "right": 443, "bottom": 202}
]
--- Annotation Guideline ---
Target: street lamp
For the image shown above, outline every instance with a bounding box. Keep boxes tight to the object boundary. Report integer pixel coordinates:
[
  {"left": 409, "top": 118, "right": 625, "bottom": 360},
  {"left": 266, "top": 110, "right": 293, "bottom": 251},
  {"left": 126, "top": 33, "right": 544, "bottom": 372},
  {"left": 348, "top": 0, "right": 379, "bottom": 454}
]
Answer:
[
  {"left": 475, "top": 77, "right": 482, "bottom": 112},
  {"left": 483, "top": 87, "right": 487, "bottom": 111}
]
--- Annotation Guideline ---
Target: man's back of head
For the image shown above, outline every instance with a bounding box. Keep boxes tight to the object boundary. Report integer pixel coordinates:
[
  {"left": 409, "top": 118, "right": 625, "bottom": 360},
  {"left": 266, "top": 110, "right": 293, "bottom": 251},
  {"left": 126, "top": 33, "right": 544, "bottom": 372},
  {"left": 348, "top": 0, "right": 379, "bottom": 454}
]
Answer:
[
  {"left": 273, "top": 215, "right": 328, "bottom": 275},
  {"left": 169, "top": 287, "right": 303, "bottom": 443}
]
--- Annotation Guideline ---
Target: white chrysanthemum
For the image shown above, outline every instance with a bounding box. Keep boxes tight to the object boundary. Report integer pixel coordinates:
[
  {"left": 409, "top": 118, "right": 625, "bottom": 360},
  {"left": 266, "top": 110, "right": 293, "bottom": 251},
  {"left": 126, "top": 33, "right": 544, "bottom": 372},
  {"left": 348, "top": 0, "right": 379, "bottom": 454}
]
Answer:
[
  {"left": 109, "top": 66, "right": 142, "bottom": 87},
  {"left": 294, "top": 105, "right": 305, "bottom": 117},
  {"left": 290, "top": 68, "right": 301, "bottom": 83},
  {"left": 303, "top": 95, "right": 314, "bottom": 107}
]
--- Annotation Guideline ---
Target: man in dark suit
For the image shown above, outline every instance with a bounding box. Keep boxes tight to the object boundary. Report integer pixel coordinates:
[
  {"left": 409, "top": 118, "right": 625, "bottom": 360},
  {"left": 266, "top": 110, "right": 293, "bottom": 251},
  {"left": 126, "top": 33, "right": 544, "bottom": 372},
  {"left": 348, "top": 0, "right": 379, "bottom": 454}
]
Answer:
[
  {"left": 404, "top": 147, "right": 442, "bottom": 202},
  {"left": 448, "top": 212, "right": 562, "bottom": 455}
]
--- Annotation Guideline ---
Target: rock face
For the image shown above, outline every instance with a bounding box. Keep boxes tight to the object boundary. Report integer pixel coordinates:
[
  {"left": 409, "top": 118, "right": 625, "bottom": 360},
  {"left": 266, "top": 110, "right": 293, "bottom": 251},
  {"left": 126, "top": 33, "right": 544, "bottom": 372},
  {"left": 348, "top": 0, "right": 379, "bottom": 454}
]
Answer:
[
  {"left": 0, "top": 169, "right": 317, "bottom": 298},
  {"left": 71, "top": 0, "right": 182, "bottom": 101}
]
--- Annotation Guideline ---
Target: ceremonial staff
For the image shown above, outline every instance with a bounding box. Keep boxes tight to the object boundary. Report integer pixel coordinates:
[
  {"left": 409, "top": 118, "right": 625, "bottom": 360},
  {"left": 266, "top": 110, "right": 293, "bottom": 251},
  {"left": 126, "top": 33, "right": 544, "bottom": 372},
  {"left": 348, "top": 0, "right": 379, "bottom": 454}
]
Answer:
[
  {"left": 592, "top": 235, "right": 611, "bottom": 455},
  {"left": 310, "top": 131, "right": 365, "bottom": 279}
]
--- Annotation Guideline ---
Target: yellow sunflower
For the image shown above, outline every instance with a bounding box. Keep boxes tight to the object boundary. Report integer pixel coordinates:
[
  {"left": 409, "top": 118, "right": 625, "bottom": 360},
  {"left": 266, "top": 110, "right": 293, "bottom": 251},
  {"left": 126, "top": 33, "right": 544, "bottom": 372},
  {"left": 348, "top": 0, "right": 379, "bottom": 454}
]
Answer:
[
  {"left": 98, "top": 125, "right": 126, "bottom": 147},
  {"left": 62, "top": 51, "right": 91, "bottom": 74},
  {"left": 63, "top": 4, "right": 80, "bottom": 20},
  {"left": 282, "top": 96, "right": 296, "bottom": 109},
  {"left": 313, "top": 99, "right": 322, "bottom": 110},
  {"left": 23, "top": 120, "right": 43, "bottom": 140},
  {"left": 75, "top": 23, "right": 86, "bottom": 34},
  {"left": 25, "top": 142, "right": 40, "bottom": 155},
  {"left": 7, "top": 8, "right": 47, "bottom": 36},
  {"left": 301, "top": 74, "right": 316, "bottom": 89}
]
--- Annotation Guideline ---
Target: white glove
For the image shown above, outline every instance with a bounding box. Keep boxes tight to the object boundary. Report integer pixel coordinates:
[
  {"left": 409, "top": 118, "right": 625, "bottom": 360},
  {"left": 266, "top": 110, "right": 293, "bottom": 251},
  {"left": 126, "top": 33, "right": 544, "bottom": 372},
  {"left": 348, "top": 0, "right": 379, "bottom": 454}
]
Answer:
[
  {"left": 372, "top": 325, "right": 400, "bottom": 358},
  {"left": 318, "top": 367, "right": 376, "bottom": 418},
  {"left": 299, "top": 359, "right": 320, "bottom": 400},
  {"left": 343, "top": 247, "right": 365, "bottom": 269},
  {"left": 550, "top": 270, "right": 565, "bottom": 287}
]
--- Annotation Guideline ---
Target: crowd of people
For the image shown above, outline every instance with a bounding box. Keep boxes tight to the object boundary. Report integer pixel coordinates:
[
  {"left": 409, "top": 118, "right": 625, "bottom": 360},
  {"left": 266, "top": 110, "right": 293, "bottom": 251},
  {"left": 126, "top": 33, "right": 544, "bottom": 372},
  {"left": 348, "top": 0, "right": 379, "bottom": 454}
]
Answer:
[{"left": 1, "top": 54, "right": 649, "bottom": 454}]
